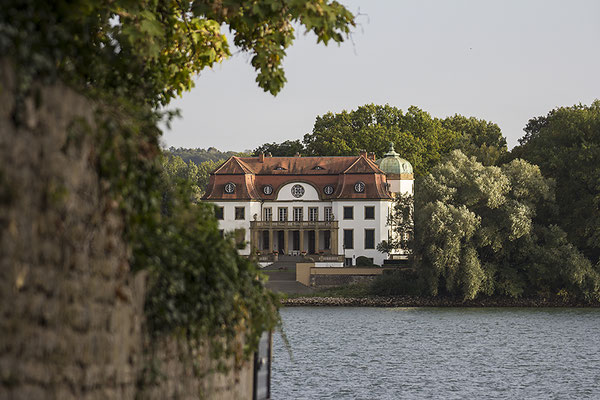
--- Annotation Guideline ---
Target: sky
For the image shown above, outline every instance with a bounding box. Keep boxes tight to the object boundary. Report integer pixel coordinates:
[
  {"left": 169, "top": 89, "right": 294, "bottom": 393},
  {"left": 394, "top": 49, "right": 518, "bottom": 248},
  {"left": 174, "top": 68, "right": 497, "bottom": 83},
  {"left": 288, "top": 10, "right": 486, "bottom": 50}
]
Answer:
[{"left": 162, "top": 0, "right": 600, "bottom": 152}]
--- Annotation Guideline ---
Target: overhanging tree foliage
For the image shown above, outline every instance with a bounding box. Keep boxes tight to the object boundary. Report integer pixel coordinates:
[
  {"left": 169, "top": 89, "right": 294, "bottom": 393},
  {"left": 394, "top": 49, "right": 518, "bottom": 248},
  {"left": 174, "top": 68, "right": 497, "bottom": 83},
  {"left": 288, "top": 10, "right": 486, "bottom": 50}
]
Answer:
[
  {"left": 2, "top": 0, "right": 356, "bottom": 360},
  {"left": 2, "top": 0, "right": 355, "bottom": 106}
]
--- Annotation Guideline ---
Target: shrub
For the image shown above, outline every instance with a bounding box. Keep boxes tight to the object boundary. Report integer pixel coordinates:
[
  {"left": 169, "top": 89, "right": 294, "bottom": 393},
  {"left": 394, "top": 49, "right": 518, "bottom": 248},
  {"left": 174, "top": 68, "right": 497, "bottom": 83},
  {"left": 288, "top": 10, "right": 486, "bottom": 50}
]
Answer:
[
  {"left": 356, "top": 256, "right": 374, "bottom": 266},
  {"left": 370, "top": 269, "right": 425, "bottom": 296}
]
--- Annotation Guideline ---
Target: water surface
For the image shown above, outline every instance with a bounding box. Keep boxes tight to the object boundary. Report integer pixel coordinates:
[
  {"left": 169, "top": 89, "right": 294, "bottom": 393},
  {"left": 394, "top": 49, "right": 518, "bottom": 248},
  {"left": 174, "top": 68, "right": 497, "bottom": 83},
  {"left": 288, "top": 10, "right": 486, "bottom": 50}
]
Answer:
[{"left": 272, "top": 307, "right": 600, "bottom": 399}]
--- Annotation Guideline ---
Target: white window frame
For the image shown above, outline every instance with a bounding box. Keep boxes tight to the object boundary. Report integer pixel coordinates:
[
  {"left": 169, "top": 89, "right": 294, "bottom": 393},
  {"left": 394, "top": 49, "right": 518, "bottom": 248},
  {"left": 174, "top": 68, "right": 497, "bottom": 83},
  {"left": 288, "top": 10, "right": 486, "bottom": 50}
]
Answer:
[
  {"left": 293, "top": 207, "right": 303, "bottom": 222},
  {"left": 278, "top": 207, "right": 288, "bottom": 222},
  {"left": 325, "top": 207, "right": 333, "bottom": 221},
  {"left": 263, "top": 207, "right": 272, "bottom": 221}
]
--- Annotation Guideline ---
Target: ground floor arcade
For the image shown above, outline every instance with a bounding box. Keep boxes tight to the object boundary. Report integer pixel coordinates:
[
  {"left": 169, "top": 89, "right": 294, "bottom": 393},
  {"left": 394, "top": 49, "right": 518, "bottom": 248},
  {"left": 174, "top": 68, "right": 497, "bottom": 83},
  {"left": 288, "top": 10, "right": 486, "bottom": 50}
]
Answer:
[{"left": 250, "top": 221, "right": 339, "bottom": 256}]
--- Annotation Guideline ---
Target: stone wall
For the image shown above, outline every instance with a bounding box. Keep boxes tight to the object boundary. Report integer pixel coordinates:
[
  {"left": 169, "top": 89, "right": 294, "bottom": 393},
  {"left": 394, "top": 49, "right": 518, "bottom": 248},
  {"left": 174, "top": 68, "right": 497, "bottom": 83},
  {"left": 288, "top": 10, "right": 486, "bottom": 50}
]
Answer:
[
  {"left": 311, "top": 274, "right": 379, "bottom": 288},
  {"left": 296, "top": 263, "right": 386, "bottom": 289},
  {"left": 0, "top": 61, "right": 256, "bottom": 400},
  {"left": 139, "top": 338, "right": 254, "bottom": 400},
  {"left": 0, "top": 60, "right": 146, "bottom": 400}
]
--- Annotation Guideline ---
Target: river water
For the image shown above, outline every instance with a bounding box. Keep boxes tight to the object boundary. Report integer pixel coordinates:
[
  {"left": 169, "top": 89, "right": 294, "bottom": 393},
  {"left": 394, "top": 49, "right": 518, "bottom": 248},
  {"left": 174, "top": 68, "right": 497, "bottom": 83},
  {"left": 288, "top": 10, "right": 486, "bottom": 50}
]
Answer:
[{"left": 272, "top": 307, "right": 600, "bottom": 399}]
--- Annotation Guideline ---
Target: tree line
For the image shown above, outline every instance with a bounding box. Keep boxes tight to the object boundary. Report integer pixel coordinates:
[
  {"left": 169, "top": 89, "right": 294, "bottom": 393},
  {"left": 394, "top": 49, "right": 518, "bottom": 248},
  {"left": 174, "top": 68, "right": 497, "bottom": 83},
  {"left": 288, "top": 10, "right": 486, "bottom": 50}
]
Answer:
[
  {"left": 253, "top": 104, "right": 507, "bottom": 174},
  {"left": 247, "top": 102, "right": 600, "bottom": 301},
  {"left": 171, "top": 104, "right": 509, "bottom": 195},
  {"left": 381, "top": 101, "right": 600, "bottom": 301}
]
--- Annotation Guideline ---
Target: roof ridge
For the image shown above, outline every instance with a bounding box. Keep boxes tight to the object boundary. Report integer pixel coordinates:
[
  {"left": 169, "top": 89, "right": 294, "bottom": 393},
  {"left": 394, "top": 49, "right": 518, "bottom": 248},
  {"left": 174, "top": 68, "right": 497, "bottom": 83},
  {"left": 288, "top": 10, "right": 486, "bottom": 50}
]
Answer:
[
  {"left": 238, "top": 155, "right": 358, "bottom": 159},
  {"left": 233, "top": 157, "right": 255, "bottom": 174},
  {"left": 342, "top": 156, "right": 362, "bottom": 174},
  {"left": 212, "top": 156, "right": 255, "bottom": 175},
  {"left": 364, "top": 156, "right": 385, "bottom": 174},
  {"left": 343, "top": 155, "right": 382, "bottom": 174}
]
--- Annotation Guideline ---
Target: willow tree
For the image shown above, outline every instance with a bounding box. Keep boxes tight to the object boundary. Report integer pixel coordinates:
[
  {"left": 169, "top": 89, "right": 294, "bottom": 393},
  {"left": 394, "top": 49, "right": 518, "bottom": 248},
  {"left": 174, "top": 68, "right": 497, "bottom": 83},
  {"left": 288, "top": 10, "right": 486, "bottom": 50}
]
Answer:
[{"left": 414, "top": 150, "right": 600, "bottom": 301}]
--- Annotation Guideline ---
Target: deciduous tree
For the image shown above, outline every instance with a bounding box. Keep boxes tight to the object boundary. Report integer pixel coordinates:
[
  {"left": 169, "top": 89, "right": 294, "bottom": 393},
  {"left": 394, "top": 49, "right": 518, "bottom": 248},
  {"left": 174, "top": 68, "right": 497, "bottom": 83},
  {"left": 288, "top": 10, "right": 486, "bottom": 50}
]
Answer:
[
  {"left": 510, "top": 101, "right": 600, "bottom": 266},
  {"left": 441, "top": 114, "right": 507, "bottom": 165},
  {"left": 252, "top": 140, "right": 304, "bottom": 156},
  {"left": 2, "top": 0, "right": 355, "bottom": 107},
  {"left": 377, "top": 193, "right": 414, "bottom": 256},
  {"left": 302, "top": 104, "right": 506, "bottom": 175},
  {"left": 2, "top": 0, "right": 357, "bottom": 361},
  {"left": 414, "top": 150, "right": 600, "bottom": 300}
]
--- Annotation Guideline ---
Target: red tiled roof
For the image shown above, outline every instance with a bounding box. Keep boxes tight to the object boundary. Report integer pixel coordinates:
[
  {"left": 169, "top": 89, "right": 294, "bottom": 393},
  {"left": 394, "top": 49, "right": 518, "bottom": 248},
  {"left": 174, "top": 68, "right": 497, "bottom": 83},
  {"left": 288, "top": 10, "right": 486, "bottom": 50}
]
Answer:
[
  {"left": 213, "top": 156, "right": 254, "bottom": 174},
  {"left": 343, "top": 156, "right": 382, "bottom": 174},
  {"left": 202, "top": 155, "right": 392, "bottom": 201},
  {"left": 237, "top": 156, "right": 382, "bottom": 175}
]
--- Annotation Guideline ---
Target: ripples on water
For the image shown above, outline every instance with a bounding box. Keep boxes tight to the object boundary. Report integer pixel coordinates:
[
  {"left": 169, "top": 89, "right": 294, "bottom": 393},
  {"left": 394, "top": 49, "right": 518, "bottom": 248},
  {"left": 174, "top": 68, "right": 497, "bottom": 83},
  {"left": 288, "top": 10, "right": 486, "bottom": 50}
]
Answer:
[{"left": 272, "top": 307, "right": 600, "bottom": 399}]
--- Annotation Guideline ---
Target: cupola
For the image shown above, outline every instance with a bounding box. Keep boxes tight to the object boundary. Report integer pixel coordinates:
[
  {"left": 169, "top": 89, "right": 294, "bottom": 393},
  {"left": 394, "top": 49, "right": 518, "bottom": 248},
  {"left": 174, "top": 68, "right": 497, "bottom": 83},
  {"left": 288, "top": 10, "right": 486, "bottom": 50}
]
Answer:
[{"left": 376, "top": 142, "right": 413, "bottom": 175}]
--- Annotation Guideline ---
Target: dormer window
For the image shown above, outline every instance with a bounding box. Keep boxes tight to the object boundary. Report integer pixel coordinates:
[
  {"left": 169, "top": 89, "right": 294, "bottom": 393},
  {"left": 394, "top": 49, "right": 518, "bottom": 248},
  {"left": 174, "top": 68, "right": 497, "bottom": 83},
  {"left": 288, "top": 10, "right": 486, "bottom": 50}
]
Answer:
[
  {"left": 313, "top": 165, "right": 325, "bottom": 170},
  {"left": 274, "top": 166, "right": 286, "bottom": 170}
]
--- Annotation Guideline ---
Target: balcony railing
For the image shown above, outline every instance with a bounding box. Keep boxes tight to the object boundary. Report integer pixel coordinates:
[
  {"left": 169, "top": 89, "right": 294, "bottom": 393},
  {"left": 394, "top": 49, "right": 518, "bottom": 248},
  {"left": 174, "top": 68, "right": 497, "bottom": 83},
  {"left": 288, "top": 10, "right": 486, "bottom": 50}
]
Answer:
[
  {"left": 255, "top": 252, "right": 344, "bottom": 263},
  {"left": 258, "top": 253, "right": 279, "bottom": 263},
  {"left": 250, "top": 220, "right": 338, "bottom": 229},
  {"left": 305, "top": 254, "right": 345, "bottom": 263}
]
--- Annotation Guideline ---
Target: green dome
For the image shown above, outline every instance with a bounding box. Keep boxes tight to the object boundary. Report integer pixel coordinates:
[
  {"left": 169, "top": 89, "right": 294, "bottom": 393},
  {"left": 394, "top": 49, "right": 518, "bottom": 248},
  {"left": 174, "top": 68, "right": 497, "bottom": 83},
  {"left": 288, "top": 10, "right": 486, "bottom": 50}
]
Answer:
[{"left": 376, "top": 142, "right": 413, "bottom": 175}]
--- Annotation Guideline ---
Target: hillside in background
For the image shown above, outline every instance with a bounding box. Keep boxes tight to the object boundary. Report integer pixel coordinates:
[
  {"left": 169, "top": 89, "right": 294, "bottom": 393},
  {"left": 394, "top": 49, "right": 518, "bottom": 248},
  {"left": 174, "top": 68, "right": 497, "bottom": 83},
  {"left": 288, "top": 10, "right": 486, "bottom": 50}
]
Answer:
[
  {"left": 163, "top": 147, "right": 248, "bottom": 198},
  {"left": 165, "top": 146, "right": 247, "bottom": 165}
]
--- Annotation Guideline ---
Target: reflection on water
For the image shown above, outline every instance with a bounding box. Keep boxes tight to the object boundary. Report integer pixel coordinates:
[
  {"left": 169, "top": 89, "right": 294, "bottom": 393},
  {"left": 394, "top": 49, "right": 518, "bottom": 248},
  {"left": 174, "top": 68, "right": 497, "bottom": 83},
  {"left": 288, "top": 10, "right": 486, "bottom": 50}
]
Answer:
[{"left": 272, "top": 307, "right": 600, "bottom": 399}]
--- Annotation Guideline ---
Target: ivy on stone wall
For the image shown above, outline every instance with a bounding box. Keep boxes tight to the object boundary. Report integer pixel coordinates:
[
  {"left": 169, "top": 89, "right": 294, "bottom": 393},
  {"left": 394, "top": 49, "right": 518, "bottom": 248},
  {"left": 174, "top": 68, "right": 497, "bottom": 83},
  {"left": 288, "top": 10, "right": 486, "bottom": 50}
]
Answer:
[
  {"left": 1, "top": 0, "right": 355, "bottom": 363},
  {"left": 90, "top": 102, "right": 279, "bottom": 360}
]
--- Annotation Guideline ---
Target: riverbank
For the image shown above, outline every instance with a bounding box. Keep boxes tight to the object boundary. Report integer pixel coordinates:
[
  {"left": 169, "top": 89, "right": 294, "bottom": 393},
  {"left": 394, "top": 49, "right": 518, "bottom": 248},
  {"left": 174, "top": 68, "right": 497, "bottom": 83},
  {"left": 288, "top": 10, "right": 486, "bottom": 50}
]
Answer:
[{"left": 281, "top": 295, "right": 600, "bottom": 307}]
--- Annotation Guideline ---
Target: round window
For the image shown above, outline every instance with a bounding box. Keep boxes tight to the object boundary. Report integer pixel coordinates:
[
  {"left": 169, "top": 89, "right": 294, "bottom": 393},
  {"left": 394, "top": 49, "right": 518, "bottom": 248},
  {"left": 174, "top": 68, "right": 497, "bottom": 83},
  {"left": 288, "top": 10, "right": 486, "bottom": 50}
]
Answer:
[
  {"left": 263, "top": 185, "right": 273, "bottom": 195},
  {"left": 224, "top": 182, "right": 236, "bottom": 193},
  {"left": 354, "top": 181, "right": 365, "bottom": 193},
  {"left": 291, "top": 184, "right": 305, "bottom": 198},
  {"left": 323, "top": 185, "right": 334, "bottom": 195}
]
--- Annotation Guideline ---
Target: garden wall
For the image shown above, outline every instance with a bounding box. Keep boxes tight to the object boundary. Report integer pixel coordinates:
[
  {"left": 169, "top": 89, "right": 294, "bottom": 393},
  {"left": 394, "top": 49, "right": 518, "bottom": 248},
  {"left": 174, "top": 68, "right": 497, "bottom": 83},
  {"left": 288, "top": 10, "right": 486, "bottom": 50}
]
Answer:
[{"left": 296, "top": 263, "right": 386, "bottom": 288}]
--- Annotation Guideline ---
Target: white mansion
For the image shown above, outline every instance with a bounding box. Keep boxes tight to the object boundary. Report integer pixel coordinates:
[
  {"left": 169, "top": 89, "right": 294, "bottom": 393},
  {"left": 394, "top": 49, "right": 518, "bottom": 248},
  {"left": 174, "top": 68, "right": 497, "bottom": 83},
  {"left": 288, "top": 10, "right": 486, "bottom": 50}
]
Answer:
[{"left": 202, "top": 144, "right": 413, "bottom": 266}]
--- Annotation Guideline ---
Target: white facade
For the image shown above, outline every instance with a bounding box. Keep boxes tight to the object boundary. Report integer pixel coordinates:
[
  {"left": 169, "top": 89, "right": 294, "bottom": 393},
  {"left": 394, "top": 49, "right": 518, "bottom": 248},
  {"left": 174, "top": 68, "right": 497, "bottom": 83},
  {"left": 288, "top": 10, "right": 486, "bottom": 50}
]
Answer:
[
  {"left": 212, "top": 182, "right": 394, "bottom": 266},
  {"left": 203, "top": 152, "right": 414, "bottom": 267},
  {"left": 389, "top": 178, "right": 414, "bottom": 195},
  {"left": 214, "top": 201, "right": 261, "bottom": 254}
]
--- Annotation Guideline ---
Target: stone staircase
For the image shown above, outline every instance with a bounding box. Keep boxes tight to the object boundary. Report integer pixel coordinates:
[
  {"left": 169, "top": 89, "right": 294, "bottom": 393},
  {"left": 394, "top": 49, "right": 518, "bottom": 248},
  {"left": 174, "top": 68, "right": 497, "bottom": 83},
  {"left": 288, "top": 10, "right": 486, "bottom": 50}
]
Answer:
[{"left": 262, "top": 256, "right": 315, "bottom": 295}]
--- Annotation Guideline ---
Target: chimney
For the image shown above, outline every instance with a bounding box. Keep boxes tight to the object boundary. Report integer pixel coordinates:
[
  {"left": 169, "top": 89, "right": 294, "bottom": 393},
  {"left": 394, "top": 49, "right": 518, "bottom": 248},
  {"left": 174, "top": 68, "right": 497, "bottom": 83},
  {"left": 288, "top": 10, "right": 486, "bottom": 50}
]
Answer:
[
  {"left": 266, "top": 152, "right": 272, "bottom": 157},
  {"left": 359, "top": 150, "right": 367, "bottom": 158},
  {"left": 368, "top": 152, "right": 376, "bottom": 161},
  {"left": 259, "top": 152, "right": 265, "bottom": 162}
]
